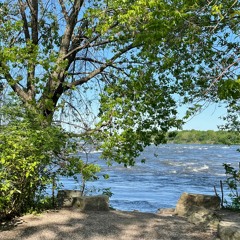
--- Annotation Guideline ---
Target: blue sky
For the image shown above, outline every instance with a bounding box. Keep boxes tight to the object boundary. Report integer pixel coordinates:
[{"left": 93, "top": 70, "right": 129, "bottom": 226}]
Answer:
[{"left": 180, "top": 104, "right": 227, "bottom": 131}]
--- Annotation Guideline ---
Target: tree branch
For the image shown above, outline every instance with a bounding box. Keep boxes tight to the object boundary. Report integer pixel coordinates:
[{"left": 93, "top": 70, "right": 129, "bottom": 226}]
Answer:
[
  {"left": 26, "top": 0, "right": 38, "bottom": 44},
  {"left": 43, "top": 0, "right": 85, "bottom": 105},
  {"left": 63, "top": 34, "right": 100, "bottom": 60},
  {"left": 0, "top": 61, "right": 31, "bottom": 102},
  {"left": 67, "top": 43, "right": 137, "bottom": 89},
  {"left": 65, "top": 22, "right": 118, "bottom": 61},
  {"left": 73, "top": 57, "right": 105, "bottom": 65},
  {"left": 59, "top": 0, "right": 84, "bottom": 56},
  {"left": 58, "top": 0, "right": 69, "bottom": 22},
  {"left": 18, "top": 0, "right": 30, "bottom": 40}
]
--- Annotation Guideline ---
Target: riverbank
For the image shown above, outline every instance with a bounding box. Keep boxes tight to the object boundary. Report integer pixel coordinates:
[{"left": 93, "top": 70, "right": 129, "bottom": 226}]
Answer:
[{"left": 0, "top": 208, "right": 216, "bottom": 240}]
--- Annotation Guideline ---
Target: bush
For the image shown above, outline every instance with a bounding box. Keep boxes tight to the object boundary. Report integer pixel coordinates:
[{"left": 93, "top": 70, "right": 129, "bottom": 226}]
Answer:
[
  {"left": 0, "top": 119, "right": 69, "bottom": 219},
  {"left": 0, "top": 98, "right": 81, "bottom": 219},
  {"left": 223, "top": 163, "right": 240, "bottom": 210}
]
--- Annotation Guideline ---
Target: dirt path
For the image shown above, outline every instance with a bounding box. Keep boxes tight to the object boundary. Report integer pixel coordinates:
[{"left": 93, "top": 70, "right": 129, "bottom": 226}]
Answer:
[{"left": 0, "top": 209, "right": 217, "bottom": 240}]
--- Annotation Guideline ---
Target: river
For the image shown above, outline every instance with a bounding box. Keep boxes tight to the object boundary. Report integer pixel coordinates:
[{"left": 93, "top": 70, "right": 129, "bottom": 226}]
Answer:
[{"left": 60, "top": 144, "right": 240, "bottom": 213}]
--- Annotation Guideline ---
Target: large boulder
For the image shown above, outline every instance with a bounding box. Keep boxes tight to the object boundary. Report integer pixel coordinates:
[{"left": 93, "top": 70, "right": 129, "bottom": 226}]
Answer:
[
  {"left": 175, "top": 192, "right": 221, "bottom": 217},
  {"left": 175, "top": 192, "right": 221, "bottom": 228},
  {"left": 57, "top": 190, "right": 109, "bottom": 211}
]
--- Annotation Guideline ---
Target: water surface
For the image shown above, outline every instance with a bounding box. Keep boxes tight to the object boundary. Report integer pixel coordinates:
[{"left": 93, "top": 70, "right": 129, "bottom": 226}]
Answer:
[{"left": 60, "top": 144, "right": 240, "bottom": 212}]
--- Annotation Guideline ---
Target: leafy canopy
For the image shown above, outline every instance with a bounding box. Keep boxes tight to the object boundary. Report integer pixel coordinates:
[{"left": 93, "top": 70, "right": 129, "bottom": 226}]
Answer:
[{"left": 0, "top": 0, "right": 239, "bottom": 162}]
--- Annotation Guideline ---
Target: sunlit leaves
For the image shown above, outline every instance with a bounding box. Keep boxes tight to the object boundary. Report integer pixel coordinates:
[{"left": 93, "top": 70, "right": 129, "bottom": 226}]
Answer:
[
  {"left": 0, "top": 0, "right": 239, "bottom": 171},
  {"left": 223, "top": 163, "right": 240, "bottom": 209},
  {"left": 0, "top": 103, "right": 78, "bottom": 217},
  {"left": 97, "top": 68, "right": 182, "bottom": 165}
]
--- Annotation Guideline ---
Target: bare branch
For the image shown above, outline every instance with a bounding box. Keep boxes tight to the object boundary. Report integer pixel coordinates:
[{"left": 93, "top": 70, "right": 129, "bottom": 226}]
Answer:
[
  {"left": 26, "top": 0, "right": 38, "bottom": 44},
  {"left": 18, "top": 0, "right": 30, "bottom": 40},
  {"left": 67, "top": 43, "right": 137, "bottom": 89},
  {"left": 68, "top": 71, "right": 92, "bottom": 76},
  {"left": 63, "top": 34, "right": 101, "bottom": 60},
  {"left": 0, "top": 61, "right": 31, "bottom": 102},
  {"left": 59, "top": 0, "right": 84, "bottom": 55},
  {"left": 58, "top": 0, "right": 69, "bottom": 22},
  {"left": 88, "top": 39, "right": 114, "bottom": 48},
  {"left": 65, "top": 22, "right": 118, "bottom": 61},
  {"left": 73, "top": 57, "right": 105, "bottom": 65}
]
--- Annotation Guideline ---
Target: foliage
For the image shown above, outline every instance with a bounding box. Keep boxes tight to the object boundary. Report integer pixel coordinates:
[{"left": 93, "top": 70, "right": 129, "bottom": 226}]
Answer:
[
  {"left": 62, "top": 154, "right": 102, "bottom": 196},
  {"left": 0, "top": 0, "right": 239, "bottom": 166},
  {"left": 0, "top": 102, "right": 103, "bottom": 219},
  {"left": 96, "top": 75, "right": 182, "bottom": 165},
  {"left": 167, "top": 130, "right": 240, "bottom": 145},
  {"left": 0, "top": 109, "right": 62, "bottom": 218},
  {"left": 222, "top": 163, "right": 240, "bottom": 210}
]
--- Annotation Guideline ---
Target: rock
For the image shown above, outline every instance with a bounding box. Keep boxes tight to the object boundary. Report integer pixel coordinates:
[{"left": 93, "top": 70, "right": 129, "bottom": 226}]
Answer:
[
  {"left": 175, "top": 192, "right": 221, "bottom": 229},
  {"left": 187, "top": 207, "right": 220, "bottom": 230},
  {"left": 57, "top": 190, "right": 82, "bottom": 207},
  {"left": 57, "top": 190, "right": 109, "bottom": 211},
  {"left": 73, "top": 195, "right": 109, "bottom": 211},
  {"left": 175, "top": 192, "right": 221, "bottom": 217}
]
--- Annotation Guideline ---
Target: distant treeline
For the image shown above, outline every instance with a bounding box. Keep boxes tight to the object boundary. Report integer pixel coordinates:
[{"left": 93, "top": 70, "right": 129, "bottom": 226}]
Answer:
[{"left": 166, "top": 130, "right": 240, "bottom": 145}]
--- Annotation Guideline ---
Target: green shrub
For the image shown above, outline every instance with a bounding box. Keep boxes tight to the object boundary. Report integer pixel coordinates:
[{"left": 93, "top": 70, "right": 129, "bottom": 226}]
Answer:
[
  {"left": 0, "top": 119, "right": 69, "bottom": 219},
  {"left": 223, "top": 163, "right": 240, "bottom": 210}
]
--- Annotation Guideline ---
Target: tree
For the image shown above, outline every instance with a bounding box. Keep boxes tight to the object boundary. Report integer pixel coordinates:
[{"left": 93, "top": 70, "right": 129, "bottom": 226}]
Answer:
[
  {"left": 0, "top": 0, "right": 239, "bottom": 163},
  {"left": 1, "top": 0, "right": 239, "bottom": 218}
]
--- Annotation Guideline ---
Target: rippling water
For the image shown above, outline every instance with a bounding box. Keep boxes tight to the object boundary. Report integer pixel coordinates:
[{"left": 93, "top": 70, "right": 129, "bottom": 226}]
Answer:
[{"left": 60, "top": 144, "right": 240, "bottom": 213}]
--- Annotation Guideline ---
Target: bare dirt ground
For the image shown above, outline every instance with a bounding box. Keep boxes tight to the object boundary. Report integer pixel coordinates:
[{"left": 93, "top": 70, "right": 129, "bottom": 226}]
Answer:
[{"left": 0, "top": 209, "right": 217, "bottom": 240}]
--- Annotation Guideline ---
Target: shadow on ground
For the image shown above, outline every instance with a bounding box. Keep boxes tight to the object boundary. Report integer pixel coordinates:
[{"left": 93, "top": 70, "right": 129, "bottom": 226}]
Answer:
[{"left": 0, "top": 209, "right": 216, "bottom": 240}]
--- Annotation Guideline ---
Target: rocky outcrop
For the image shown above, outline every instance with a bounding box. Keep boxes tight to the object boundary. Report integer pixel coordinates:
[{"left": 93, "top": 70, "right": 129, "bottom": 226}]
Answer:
[
  {"left": 57, "top": 190, "right": 109, "bottom": 211},
  {"left": 175, "top": 192, "right": 221, "bottom": 216},
  {"left": 187, "top": 207, "right": 220, "bottom": 230},
  {"left": 175, "top": 192, "right": 221, "bottom": 229},
  {"left": 175, "top": 192, "right": 240, "bottom": 239}
]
